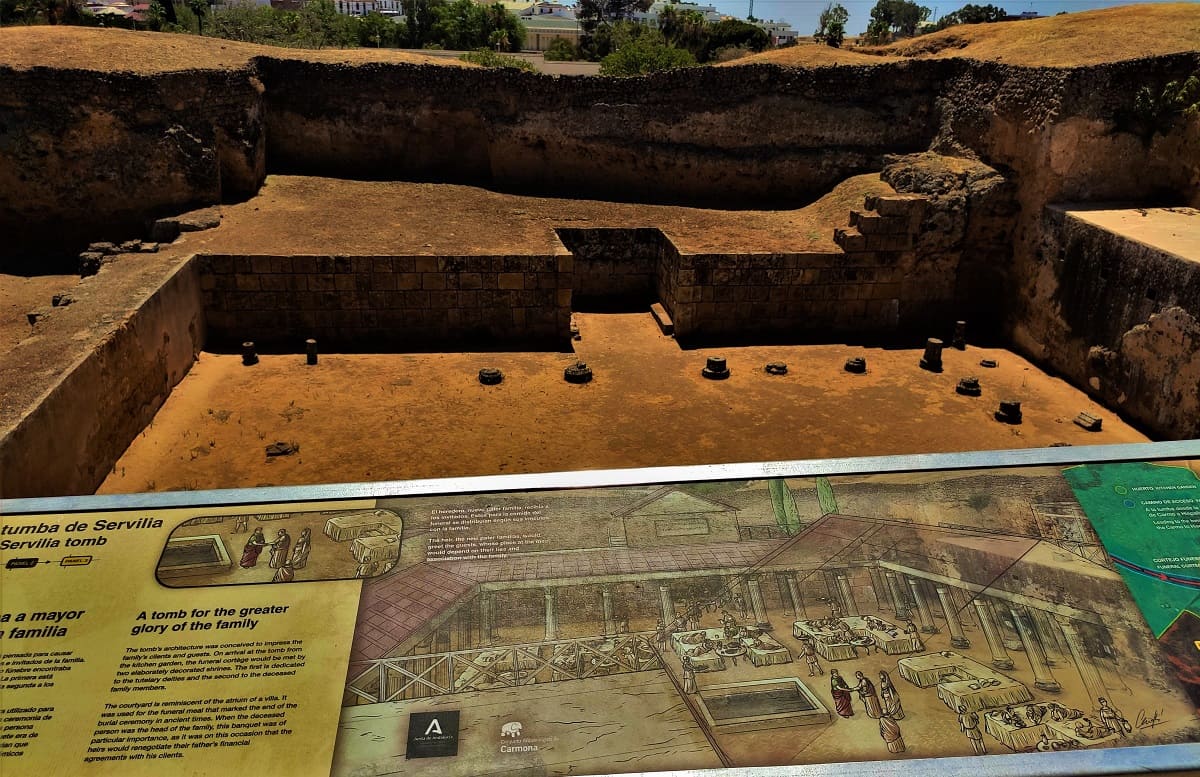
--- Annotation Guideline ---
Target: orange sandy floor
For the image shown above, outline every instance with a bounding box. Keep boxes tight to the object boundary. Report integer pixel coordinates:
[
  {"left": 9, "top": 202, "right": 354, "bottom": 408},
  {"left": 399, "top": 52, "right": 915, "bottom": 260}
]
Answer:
[{"left": 99, "top": 312, "right": 1144, "bottom": 494}]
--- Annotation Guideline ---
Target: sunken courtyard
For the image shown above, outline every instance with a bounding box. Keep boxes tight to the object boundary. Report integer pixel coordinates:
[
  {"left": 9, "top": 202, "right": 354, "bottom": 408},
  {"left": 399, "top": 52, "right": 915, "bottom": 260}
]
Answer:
[{"left": 1, "top": 19, "right": 1199, "bottom": 498}]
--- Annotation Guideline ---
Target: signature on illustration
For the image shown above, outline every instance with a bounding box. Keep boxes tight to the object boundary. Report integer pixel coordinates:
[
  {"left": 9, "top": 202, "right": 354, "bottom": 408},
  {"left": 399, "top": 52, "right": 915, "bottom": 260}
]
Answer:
[{"left": 1136, "top": 708, "right": 1165, "bottom": 729}]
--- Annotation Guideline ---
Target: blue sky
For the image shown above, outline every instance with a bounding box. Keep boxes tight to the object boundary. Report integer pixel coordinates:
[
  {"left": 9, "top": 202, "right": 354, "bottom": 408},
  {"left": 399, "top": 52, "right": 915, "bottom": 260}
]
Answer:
[{"left": 704, "top": 0, "right": 1194, "bottom": 35}]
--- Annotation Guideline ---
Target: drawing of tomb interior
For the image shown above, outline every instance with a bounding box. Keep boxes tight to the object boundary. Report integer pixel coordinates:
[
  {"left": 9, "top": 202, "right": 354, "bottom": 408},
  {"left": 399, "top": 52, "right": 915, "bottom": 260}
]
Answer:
[
  {"left": 158, "top": 508, "right": 402, "bottom": 585},
  {"left": 332, "top": 468, "right": 1200, "bottom": 776}
]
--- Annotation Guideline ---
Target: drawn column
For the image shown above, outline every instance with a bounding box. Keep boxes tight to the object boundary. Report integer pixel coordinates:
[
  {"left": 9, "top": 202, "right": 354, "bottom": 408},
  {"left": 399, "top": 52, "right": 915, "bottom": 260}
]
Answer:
[
  {"left": 907, "top": 577, "right": 938, "bottom": 633},
  {"left": 1009, "top": 605, "right": 1061, "bottom": 692},
  {"left": 867, "top": 566, "right": 888, "bottom": 610},
  {"left": 884, "top": 571, "right": 908, "bottom": 619},
  {"left": 1057, "top": 615, "right": 1105, "bottom": 707},
  {"left": 544, "top": 587, "right": 559, "bottom": 642},
  {"left": 786, "top": 573, "right": 805, "bottom": 617},
  {"left": 658, "top": 583, "right": 676, "bottom": 627},
  {"left": 601, "top": 586, "right": 616, "bottom": 637},
  {"left": 936, "top": 586, "right": 970, "bottom": 649},
  {"left": 746, "top": 575, "right": 771, "bottom": 629},
  {"left": 787, "top": 570, "right": 806, "bottom": 618},
  {"left": 479, "top": 591, "right": 493, "bottom": 644},
  {"left": 835, "top": 573, "right": 859, "bottom": 617},
  {"left": 971, "top": 599, "right": 1014, "bottom": 669}
]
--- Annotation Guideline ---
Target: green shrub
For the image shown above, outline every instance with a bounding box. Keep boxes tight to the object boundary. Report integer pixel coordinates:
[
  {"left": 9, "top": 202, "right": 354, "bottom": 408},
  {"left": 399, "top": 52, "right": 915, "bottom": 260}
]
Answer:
[
  {"left": 599, "top": 33, "right": 695, "bottom": 76},
  {"left": 459, "top": 47, "right": 536, "bottom": 71},
  {"left": 543, "top": 37, "right": 577, "bottom": 61},
  {"left": 1134, "top": 74, "right": 1200, "bottom": 135}
]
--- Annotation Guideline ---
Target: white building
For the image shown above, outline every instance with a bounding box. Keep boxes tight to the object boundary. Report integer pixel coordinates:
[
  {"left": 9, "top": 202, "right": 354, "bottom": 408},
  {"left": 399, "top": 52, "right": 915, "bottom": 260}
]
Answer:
[
  {"left": 634, "top": 0, "right": 722, "bottom": 28},
  {"left": 752, "top": 18, "right": 797, "bottom": 45},
  {"left": 335, "top": 0, "right": 376, "bottom": 14}
]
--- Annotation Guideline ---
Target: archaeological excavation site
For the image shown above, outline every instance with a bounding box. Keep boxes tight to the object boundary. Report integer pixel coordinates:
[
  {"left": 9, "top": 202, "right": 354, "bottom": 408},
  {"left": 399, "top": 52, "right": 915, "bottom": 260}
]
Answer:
[{"left": 1, "top": 6, "right": 1198, "bottom": 499}]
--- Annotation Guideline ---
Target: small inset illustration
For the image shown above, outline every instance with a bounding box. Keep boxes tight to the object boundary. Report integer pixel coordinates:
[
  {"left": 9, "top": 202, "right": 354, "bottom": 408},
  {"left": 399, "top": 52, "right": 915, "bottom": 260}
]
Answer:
[{"left": 156, "top": 508, "right": 402, "bottom": 587}]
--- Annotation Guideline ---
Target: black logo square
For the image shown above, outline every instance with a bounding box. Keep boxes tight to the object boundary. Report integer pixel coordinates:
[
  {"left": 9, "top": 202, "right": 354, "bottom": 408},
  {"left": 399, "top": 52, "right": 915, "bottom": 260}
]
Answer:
[{"left": 406, "top": 711, "right": 460, "bottom": 759}]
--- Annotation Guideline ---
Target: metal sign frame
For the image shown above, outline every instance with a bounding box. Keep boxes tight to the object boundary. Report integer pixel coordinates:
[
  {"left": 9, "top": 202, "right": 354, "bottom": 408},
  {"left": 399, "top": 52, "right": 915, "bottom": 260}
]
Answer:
[{"left": 5, "top": 439, "right": 1200, "bottom": 776}]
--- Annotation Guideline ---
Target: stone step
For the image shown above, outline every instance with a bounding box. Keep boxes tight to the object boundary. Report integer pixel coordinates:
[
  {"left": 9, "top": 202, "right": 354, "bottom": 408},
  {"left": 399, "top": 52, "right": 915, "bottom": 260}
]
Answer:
[
  {"left": 850, "top": 209, "right": 910, "bottom": 235},
  {"left": 833, "top": 226, "right": 866, "bottom": 252},
  {"left": 650, "top": 302, "right": 674, "bottom": 335}
]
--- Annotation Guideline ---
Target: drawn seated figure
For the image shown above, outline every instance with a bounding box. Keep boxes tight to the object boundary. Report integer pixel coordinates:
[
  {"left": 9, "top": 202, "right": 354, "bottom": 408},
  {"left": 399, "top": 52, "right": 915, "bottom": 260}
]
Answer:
[
  {"left": 1048, "top": 702, "right": 1085, "bottom": 722},
  {"left": 1025, "top": 704, "right": 1046, "bottom": 725},
  {"left": 1074, "top": 718, "right": 1099, "bottom": 739}
]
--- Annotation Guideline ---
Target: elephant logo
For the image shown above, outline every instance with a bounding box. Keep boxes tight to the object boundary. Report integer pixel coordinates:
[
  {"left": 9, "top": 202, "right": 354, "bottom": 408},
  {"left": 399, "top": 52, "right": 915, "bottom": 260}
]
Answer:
[{"left": 500, "top": 721, "right": 523, "bottom": 738}]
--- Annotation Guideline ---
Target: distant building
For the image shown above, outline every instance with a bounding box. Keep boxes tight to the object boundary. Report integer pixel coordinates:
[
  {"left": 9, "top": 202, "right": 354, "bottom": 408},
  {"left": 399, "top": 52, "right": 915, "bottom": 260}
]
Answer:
[
  {"left": 1003, "top": 10, "right": 1041, "bottom": 20},
  {"left": 633, "top": 0, "right": 722, "bottom": 28},
  {"left": 520, "top": 15, "right": 583, "bottom": 51},
  {"left": 489, "top": 0, "right": 582, "bottom": 51},
  {"left": 336, "top": 0, "right": 377, "bottom": 15},
  {"left": 752, "top": 18, "right": 797, "bottom": 46}
]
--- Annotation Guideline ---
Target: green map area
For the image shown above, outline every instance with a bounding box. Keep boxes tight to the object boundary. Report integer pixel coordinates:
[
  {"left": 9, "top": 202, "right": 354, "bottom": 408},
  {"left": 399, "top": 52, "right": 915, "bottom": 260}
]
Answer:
[{"left": 1065, "top": 462, "right": 1200, "bottom": 637}]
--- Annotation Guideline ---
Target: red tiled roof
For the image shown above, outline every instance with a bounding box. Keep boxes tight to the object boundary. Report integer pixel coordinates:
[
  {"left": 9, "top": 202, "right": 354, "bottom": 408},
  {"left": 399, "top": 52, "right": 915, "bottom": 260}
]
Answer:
[
  {"left": 430, "top": 538, "right": 786, "bottom": 584},
  {"left": 348, "top": 562, "right": 478, "bottom": 664}
]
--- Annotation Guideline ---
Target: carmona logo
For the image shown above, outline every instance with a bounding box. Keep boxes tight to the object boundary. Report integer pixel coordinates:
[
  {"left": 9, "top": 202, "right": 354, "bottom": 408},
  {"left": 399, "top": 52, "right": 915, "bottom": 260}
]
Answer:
[{"left": 406, "top": 711, "right": 461, "bottom": 759}]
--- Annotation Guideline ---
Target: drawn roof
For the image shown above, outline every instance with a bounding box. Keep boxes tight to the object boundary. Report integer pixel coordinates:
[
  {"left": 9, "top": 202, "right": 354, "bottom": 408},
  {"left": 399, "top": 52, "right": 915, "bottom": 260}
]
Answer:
[
  {"left": 348, "top": 562, "right": 478, "bottom": 664},
  {"left": 612, "top": 486, "right": 737, "bottom": 519}
]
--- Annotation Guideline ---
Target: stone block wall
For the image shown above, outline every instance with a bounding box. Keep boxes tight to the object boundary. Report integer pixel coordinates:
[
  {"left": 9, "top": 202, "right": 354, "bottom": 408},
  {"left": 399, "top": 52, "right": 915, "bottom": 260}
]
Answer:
[
  {"left": 664, "top": 193, "right": 932, "bottom": 340},
  {"left": 555, "top": 228, "right": 670, "bottom": 310},
  {"left": 197, "top": 254, "right": 572, "bottom": 349}
]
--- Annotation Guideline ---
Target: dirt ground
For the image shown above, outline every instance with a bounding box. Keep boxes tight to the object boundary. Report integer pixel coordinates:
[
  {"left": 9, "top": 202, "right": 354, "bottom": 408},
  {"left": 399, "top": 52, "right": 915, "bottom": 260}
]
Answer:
[
  {"left": 0, "top": 273, "right": 78, "bottom": 358},
  {"left": 0, "top": 173, "right": 884, "bottom": 437},
  {"left": 0, "top": 26, "right": 468, "bottom": 73},
  {"left": 187, "top": 174, "right": 891, "bottom": 257},
  {"left": 99, "top": 311, "right": 1143, "bottom": 494}
]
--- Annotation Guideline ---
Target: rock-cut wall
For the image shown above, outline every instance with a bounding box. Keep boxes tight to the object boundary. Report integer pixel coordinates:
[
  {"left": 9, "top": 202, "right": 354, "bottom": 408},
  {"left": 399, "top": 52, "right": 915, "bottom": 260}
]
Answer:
[
  {"left": 0, "top": 66, "right": 265, "bottom": 262},
  {"left": 1038, "top": 208, "right": 1200, "bottom": 440}
]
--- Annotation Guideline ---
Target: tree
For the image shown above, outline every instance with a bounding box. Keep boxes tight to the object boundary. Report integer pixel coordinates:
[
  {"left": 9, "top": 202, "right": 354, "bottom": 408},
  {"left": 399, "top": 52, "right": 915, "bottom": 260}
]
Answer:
[
  {"left": 599, "top": 29, "right": 694, "bottom": 75},
  {"left": 358, "top": 10, "right": 394, "bottom": 46},
  {"left": 813, "top": 2, "right": 848, "bottom": 47},
  {"left": 658, "top": 4, "right": 706, "bottom": 53},
  {"left": 403, "top": 0, "right": 444, "bottom": 48},
  {"left": 867, "top": 0, "right": 929, "bottom": 38},
  {"left": 935, "top": 3, "right": 1004, "bottom": 29},
  {"left": 576, "top": 0, "right": 639, "bottom": 32},
  {"left": 427, "top": 0, "right": 522, "bottom": 51},
  {"left": 699, "top": 18, "right": 766, "bottom": 61},
  {"left": 187, "top": 0, "right": 207, "bottom": 34}
]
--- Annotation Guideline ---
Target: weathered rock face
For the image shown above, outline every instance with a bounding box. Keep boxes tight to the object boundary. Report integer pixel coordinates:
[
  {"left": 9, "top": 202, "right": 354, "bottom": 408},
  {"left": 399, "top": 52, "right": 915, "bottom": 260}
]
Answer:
[
  {"left": 1038, "top": 208, "right": 1200, "bottom": 440},
  {"left": 1096, "top": 307, "right": 1200, "bottom": 440},
  {"left": 881, "top": 152, "right": 1017, "bottom": 338},
  {"left": 0, "top": 66, "right": 265, "bottom": 262},
  {"left": 256, "top": 59, "right": 941, "bottom": 206},
  {"left": 929, "top": 54, "right": 1200, "bottom": 350}
]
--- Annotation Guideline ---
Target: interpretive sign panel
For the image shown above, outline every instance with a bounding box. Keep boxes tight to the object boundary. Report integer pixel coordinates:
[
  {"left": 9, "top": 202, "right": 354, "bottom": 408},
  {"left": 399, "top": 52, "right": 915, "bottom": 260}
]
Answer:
[{"left": 2, "top": 445, "right": 1199, "bottom": 776}]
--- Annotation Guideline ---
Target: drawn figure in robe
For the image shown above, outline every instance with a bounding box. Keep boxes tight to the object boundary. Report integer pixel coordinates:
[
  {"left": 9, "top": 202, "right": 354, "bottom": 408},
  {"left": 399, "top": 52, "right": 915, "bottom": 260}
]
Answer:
[
  {"left": 879, "top": 714, "right": 905, "bottom": 753},
  {"left": 290, "top": 527, "right": 312, "bottom": 569},
  {"left": 239, "top": 527, "right": 267, "bottom": 568},
  {"left": 856, "top": 670, "right": 883, "bottom": 719},
  {"left": 879, "top": 670, "right": 904, "bottom": 719},
  {"left": 830, "top": 669, "right": 854, "bottom": 718},
  {"left": 268, "top": 528, "right": 292, "bottom": 569}
]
